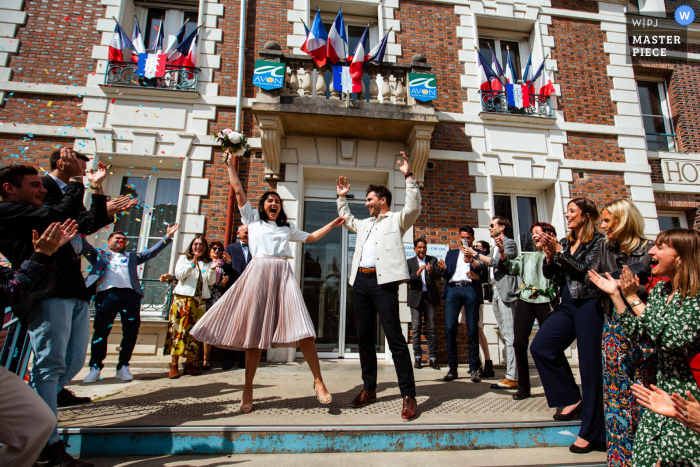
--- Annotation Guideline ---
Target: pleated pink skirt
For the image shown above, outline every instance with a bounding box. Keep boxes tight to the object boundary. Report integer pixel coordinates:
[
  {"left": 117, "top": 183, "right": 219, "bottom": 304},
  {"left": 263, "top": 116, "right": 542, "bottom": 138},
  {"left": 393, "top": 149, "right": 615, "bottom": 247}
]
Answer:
[{"left": 190, "top": 255, "right": 316, "bottom": 350}]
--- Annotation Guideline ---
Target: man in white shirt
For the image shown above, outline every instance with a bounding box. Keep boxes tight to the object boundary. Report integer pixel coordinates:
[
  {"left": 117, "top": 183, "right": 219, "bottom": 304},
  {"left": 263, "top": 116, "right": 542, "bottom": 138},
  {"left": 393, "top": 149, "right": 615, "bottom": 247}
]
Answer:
[
  {"left": 82, "top": 224, "right": 179, "bottom": 383},
  {"left": 336, "top": 152, "right": 421, "bottom": 422}
]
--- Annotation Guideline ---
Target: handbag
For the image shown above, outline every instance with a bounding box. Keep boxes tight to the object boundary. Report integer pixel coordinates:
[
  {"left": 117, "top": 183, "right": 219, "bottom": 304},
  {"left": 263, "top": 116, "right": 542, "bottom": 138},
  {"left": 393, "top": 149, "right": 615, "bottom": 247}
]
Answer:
[{"left": 687, "top": 352, "right": 700, "bottom": 389}]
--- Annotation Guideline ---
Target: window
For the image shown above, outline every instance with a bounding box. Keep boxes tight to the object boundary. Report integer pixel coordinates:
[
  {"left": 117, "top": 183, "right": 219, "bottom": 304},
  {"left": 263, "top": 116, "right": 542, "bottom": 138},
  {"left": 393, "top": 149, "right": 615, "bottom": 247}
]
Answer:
[
  {"left": 111, "top": 173, "right": 180, "bottom": 280},
  {"left": 479, "top": 37, "right": 526, "bottom": 82},
  {"left": 134, "top": 4, "right": 199, "bottom": 54},
  {"left": 145, "top": 8, "right": 166, "bottom": 51},
  {"left": 657, "top": 211, "right": 688, "bottom": 231},
  {"left": 637, "top": 80, "right": 675, "bottom": 152},
  {"left": 494, "top": 194, "right": 541, "bottom": 252}
]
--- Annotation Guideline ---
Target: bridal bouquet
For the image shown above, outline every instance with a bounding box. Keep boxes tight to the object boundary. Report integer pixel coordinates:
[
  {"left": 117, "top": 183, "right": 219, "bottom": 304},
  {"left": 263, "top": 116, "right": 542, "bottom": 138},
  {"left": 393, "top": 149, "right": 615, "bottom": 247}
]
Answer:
[{"left": 214, "top": 129, "right": 251, "bottom": 162}]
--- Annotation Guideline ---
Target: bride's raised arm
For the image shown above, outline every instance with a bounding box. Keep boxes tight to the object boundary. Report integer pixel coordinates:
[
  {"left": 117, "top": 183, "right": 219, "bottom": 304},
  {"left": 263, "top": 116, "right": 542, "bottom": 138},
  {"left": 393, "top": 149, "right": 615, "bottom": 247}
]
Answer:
[{"left": 225, "top": 150, "right": 248, "bottom": 208}]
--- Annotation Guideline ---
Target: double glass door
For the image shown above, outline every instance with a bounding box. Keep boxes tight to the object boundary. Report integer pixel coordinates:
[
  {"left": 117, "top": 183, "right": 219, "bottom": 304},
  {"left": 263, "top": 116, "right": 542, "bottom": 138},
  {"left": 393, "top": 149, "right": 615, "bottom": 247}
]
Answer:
[{"left": 299, "top": 200, "right": 385, "bottom": 358}]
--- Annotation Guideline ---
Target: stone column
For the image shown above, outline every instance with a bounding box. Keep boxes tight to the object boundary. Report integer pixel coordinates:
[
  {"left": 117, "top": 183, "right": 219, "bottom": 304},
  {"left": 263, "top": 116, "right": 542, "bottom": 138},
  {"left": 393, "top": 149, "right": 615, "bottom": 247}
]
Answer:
[{"left": 406, "top": 123, "right": 435, "bottom": 188}]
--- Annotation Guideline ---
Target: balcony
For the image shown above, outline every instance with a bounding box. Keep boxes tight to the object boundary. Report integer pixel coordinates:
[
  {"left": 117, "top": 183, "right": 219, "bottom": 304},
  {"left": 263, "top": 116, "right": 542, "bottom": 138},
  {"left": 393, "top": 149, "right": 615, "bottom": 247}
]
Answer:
[
  {"left": 252, "top": 42, "right": 439, "bottom": 185},
  {"left": 479, "top": 90, "right": 556, "bottom": 125},
  {"left": 100, "top": 61, "right": 199, "bottom": 97}
]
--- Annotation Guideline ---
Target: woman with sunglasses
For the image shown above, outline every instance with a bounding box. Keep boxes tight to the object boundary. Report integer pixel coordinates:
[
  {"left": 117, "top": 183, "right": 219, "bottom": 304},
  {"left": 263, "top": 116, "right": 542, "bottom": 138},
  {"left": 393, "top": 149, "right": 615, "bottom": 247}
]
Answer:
[
  {"left": 589, "top": 229, "right": 700, "bottom": 467},
  {"left": 191, "top": 152, "right": 345, "bottom": 412},
  {"left": 199, "top": 240, "right": 230, "bottom": 371},
  {"left": 530, "top": 198, "right": 605, "bottom": 453}
]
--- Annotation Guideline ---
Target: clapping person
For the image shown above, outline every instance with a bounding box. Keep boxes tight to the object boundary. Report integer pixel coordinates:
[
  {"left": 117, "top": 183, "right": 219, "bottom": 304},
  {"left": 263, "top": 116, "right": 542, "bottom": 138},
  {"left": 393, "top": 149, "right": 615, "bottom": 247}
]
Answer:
[
  {"left": 165, "top": 235, "right": 216, "bottom": 379},
  {"left": 631, "top": 385, "right": 700, "bottom": 435},
  {"left": 585, "top": 199, "right": 656, "bottom": 467},
  {"left": 529, "top": 198, "right": 605, "bottom": 453},
  {"left": 589, "top": 229, "right": 700, "bottom": 467}
]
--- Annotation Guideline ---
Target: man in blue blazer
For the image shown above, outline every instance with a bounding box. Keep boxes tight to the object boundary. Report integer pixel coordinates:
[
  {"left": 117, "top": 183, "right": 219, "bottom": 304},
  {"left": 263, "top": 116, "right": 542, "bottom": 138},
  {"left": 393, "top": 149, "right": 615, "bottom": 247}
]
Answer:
[
  {"left": 441, "top": 226, "right": 485, "bottom": 383},
  {"left": 82, "top": 223, "right": 179, "bottom": 382},
  {"left": 221, "top": 225, "right": 251, "bottom": 370}
]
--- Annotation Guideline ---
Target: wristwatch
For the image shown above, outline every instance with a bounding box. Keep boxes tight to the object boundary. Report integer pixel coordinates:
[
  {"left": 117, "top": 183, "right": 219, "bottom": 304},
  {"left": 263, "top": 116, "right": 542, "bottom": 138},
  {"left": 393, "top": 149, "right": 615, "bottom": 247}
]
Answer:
[
  {"left": 404, "top": 172, "right": 414, "bottom": 179},
  {"left": 629, "top": 299, "right": 643, "bottom": 308},
  {"left": 90, "top": 184, "right": 102, "bottom": 190}
]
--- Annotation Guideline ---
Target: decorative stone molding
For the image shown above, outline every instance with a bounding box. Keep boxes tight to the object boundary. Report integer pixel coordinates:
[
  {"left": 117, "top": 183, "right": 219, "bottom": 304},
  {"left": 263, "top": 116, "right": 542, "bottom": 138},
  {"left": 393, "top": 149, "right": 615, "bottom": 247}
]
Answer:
[
  {"left": 257, "top": 114, "right": 286, "bottom": 180},
  {"left": 92, "top": 128, "right": 115, "bottom": 153},
  {"left": 406, "top": 123, "right": 435, "bottom": 187}
]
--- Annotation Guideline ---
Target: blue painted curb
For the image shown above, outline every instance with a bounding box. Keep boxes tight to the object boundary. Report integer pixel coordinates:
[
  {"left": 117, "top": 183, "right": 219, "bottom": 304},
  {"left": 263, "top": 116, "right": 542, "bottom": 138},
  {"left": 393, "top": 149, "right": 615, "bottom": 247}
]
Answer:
[{"left": 59, "top": 422, "right": 582, "bottom": 457}]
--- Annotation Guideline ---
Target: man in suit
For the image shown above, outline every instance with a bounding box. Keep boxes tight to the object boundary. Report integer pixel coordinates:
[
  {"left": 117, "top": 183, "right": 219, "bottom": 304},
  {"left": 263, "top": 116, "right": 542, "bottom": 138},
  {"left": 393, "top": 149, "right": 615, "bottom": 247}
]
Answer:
[
  {"left": 82, "top": 224, "right": 180, "bottom": 383},
  {"left": 441, "top": 227, "right": 485, "bottom": 383},
  {"left": 42, "top": 148, "right": 137, "bottom": 235},
  {"left": 336, "top": 151, "right": 420, "bottom": 422},
  {"left": 467, "top": 216, "right": 520, "bottom": 390},
  {"left": 407, "top": 238, "right": 441, "bottom": 370},
  {"left": 221, "top": 225, "right": 251, "bottom": 370}
]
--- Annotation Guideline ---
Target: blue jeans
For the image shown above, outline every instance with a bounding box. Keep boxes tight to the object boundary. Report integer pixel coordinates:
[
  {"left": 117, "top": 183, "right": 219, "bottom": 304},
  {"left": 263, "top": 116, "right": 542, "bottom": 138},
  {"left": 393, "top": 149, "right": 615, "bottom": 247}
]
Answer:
[
  {"left": 444, "top": 284, "right": 480, "bottom": 372},
  {"left": 27, "top": 297, "right": 90, "bottom": 446}
]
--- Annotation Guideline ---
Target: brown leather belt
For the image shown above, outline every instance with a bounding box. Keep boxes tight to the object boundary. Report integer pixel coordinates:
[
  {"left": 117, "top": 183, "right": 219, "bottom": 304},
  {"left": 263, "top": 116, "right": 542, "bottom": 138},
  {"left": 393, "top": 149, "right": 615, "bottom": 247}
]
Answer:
[{"left": 358, "top": 267, "right": 377, "bottom": 274}]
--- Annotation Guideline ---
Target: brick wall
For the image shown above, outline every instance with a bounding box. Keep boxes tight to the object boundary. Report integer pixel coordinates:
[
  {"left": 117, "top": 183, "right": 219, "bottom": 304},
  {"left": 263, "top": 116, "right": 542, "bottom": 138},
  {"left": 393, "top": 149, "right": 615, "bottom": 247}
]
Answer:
[
  {"left": 394, "top": 0, "right": 465, "bottom": 113},
  {"left": 563, "top": 132, "right": 625, "bottom": 162},
  {"left": 0, "top": 135, "right": 71, "bottom": 169},
  {"left": 431, "top": 122, "right": 472, "bottom": 152},
  {"left": 9, "top": 0, "right": 103, "bottom": 87},
  {"left": 2, "top": 94, "right": 85, "bottom": 127},
  {"left": 568, "top": 170, "right": 630, "bottom": 206},
  {"left": 550, "top": 0, "right": 598, "bottom": 12},
  {"left": 653, "top": 191, "right": 700, "bottom": 230},
  {"left": 549, "top": 17, "right": 616, "bottom": 125},
  {"left": 649, "top": 158, "right": 663, "bottom": 183}
]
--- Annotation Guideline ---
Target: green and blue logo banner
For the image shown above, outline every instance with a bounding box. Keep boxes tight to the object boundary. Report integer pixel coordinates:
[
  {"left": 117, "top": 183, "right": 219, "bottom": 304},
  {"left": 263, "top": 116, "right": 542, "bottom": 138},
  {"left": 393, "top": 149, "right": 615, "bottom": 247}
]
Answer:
[
  {"left": 253, "top": 60, "right": 285, "bottom": 90},
  {"left": 408, "top": 73, "right": 437, "bottom": 102}
]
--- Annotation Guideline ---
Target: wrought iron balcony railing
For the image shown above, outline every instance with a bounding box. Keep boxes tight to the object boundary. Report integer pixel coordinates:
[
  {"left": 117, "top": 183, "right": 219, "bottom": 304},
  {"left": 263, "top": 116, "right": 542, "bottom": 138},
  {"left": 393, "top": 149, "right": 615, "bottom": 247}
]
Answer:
[
  {"left": 89, "top": 279, "right": 173, "bottom": 319},
  {"left": 480, "top": 90, "right": 553, "bottom": 118},
  {"left": 104, "top": 61, "right": 199, "bottom": 92}
]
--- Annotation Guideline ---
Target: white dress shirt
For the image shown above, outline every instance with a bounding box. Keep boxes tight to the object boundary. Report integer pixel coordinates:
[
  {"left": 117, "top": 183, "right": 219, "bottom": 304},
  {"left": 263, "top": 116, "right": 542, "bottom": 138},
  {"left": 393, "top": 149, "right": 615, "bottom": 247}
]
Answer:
[
  {"left": 417, "top": 257, "right": 428, "bottom": 292},
  {"left": 490, "top": 246, "right": 500, "bottom": 282},
  {"left": 49, "top": 173, "right": 68, "bottom": 194},
  {"left": 359, "top": 219, "right": 377, "bottom": 268},
  {"left": 240, "top": 202, "right": 309, "bottom": 257},
  {"left": 97, "top": 252, "right": 133, "bottom": 291},
  {"left": 450, "top": 250, "right": 472, "bottom": 283}
]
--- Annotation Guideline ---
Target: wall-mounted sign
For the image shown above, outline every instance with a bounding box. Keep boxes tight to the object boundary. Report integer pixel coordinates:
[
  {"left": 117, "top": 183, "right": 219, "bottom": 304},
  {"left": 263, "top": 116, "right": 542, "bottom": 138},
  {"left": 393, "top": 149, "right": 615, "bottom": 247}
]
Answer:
[
  {"left": 661, "top": 159, "right": 700, "bottom": 185},
  {"left": 404, "top": 243, "right": 449, "bottom": 261},
  {"left": 408, "top": 73, "right": 437, "bottom": 102},
  {"left": 253, "top": 60, "right": 285, "bottom": 90}
]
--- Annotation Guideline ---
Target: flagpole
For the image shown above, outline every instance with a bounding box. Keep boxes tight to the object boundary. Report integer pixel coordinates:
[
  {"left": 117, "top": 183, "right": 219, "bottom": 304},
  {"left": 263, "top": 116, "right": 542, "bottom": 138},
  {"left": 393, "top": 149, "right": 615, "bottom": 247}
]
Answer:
[{"left": 474, "top": 46, "right": 501, "bottom": 84}]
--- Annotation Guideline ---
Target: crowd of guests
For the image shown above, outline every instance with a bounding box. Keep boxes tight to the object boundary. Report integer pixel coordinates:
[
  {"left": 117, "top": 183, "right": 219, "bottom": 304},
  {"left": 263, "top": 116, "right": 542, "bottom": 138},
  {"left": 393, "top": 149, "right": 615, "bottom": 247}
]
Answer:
[{"left": 1, "top": 149, "right": 700, "bottom": 466}]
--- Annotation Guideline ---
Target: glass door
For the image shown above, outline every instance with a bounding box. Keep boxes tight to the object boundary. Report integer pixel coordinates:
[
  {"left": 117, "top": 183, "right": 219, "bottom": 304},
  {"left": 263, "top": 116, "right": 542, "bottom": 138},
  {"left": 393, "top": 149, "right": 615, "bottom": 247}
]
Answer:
[{"left": 300, "top": 200, "right": 385, "bottom": 358}]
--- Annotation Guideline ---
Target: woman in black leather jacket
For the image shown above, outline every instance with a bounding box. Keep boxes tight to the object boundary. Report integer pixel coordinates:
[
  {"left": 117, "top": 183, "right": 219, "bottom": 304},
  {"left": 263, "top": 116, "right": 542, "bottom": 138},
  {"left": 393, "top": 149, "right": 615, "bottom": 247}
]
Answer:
[
  {"left": 586, "top": 199, "right": 656, "bottom": 467},
  {"left": 530, "top": 197, "right": 605, "bottom": 454}
]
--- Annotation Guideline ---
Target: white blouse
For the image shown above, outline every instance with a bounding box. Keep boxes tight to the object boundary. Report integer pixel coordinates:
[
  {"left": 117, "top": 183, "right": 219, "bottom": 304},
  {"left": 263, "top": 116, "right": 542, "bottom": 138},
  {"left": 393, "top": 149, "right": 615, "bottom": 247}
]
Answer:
[{"left": 240, "top": 201, "right": 309, "bottom": 257}]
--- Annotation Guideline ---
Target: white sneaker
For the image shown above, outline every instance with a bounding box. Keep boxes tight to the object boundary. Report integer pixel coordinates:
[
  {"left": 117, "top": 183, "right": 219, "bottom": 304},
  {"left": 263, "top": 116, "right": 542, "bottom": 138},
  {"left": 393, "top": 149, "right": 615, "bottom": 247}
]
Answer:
[
  {"left": 116, "top": 365, "right": 134, "bottom": 381},
  {"left": 83, "top": 367, "right": 101, "bottom": 383}
]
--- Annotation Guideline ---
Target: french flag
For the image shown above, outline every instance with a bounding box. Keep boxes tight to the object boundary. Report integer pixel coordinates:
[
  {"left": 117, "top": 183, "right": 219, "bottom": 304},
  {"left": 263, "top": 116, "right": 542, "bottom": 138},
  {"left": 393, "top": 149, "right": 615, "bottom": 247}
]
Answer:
[
  {"left": 168, "top": 29, "right": 198, "bottom": 67},
  {"left": 528, "top": 60, "right": 555, "bottom": 96},
  {"left": 507, "top": 83, "right": 530, "bottom": 109},
  {"left": 367, "top": 30, "right": 390, "bottom": 66},
  {"left": 301, "top": 9, "right": 327, "bottom": 67},
  {"left": 348, "top": 26, "right": 369, "bottom": 89},
  {"left": 490, "top": 51, "right": 504, "bottom": 91},
  {"left": 108, "top": 21, "right": 133, "bottom": 62},
  {"left": 131, "top": 18, "right": 146, "bottom": 61},
  {"left": 151, "top": 18, "right": 164, "bottom": 53},
  {"left": 477, "top": 51, "right": 501, "bottom": 91},
  {"left": 327, "top": 8, "right": 347, "bottom": 64},
  {"left": 522, "top": 53, "right": 533, "bottom": 86},
  {"left": 164, "top": 22, "right": 187, "bottom": 57},
  {"left": 505, "top": 49, "right": 515, "bottom": 84}
]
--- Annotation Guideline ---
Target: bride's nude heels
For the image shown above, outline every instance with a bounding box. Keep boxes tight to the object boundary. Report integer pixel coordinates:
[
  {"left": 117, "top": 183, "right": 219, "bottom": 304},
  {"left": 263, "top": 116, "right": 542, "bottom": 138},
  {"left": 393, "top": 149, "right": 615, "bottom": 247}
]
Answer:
[
  {"left": 313, "top": 381, "right": 332, "bottom": 405},
  {"left": 240, "top": 391, "right": 254, "bottom": 413}
]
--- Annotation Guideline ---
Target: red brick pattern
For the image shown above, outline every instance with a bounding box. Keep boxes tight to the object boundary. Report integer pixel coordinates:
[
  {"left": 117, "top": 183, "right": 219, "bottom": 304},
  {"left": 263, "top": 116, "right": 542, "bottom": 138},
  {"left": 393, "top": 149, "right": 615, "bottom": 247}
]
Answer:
[
  {"left": 568, "top": 170, "right": 630, "bottom": 206},
  {"left": 550, "top": 0, "right": 598, "bottom": 12},
  {"left": 649, "top": 159, "right": 663, "bottom": 184},
  {"left": 0, "top": 135, "right": 70, "bottom": 170},
  {"left": 549, "top": 17, "right": 616, "bottom": 125},
  {"left": 2, "top": 94, "right": 85, "bottom": 127},
  {"left": 8, "top": 0, "right": 103, "bottom": 86},
  {"left": 431, "top": 122, "right": 473, "bottom": 152},
  {"left": 394, "top": 0, "right": 465, "bottom": 113},
  {"left": 563, "top": 132, "right": 625, "bottom": 162}
]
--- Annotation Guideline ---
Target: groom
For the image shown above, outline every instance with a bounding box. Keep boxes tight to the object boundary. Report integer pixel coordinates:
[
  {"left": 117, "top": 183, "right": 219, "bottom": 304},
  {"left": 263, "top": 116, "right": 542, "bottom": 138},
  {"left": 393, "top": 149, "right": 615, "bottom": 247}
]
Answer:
[{"left": 336, "top": 152, "right": 421, "bottom": 422}]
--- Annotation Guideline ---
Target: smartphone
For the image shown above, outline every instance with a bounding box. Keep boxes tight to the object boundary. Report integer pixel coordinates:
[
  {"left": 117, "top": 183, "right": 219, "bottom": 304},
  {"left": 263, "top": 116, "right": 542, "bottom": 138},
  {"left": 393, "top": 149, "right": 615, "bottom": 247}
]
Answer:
[{"left": 462, "top": 238, "right": 468, "bottom": 247}]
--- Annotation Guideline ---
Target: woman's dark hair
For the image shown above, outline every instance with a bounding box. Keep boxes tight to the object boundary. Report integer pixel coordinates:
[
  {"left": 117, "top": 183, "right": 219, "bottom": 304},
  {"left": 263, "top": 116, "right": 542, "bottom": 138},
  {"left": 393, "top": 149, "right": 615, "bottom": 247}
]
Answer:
[
  {"left": 209, "top": 240, "right": 224, "bottom": 253},
  {"left": 475, "top": 240, "right": 491, "bottom": 255},
  {"left": 530, "top": 222, "right": 557, "bottom": 237},
  {"left": 258, "top": 191, "right": 290, "bottom": 227},
  {"left": 185, "top": 234, "right": 211, "bottom": 263},
  {"left": 566, "top": 197, "right": 599, "bottom": 244}
]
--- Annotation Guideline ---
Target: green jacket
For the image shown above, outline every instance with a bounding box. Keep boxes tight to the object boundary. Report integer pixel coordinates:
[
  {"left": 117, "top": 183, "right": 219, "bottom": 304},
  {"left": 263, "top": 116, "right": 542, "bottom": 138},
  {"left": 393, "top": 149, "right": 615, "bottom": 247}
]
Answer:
[{"left": 500, "top": 251, "right": 557, "bottom": 304}]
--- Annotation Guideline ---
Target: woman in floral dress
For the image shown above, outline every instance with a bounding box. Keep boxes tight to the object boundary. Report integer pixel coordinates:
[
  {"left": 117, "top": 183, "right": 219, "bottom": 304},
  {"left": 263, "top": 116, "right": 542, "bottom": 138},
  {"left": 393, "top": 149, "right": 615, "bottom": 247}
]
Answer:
[{"left": 589, "top": 228, "right": 700, "bottom": 467}]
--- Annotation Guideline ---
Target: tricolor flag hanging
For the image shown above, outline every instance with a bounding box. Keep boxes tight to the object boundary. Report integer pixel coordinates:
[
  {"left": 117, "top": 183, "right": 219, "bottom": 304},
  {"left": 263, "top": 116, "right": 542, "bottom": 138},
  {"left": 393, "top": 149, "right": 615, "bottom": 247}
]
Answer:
[
  {"left": 108, "top": 21, "right": 133, "bottom": 62},
  {"left": 477, "top": 50, "right": 502, "bottom": 91},
  {"left": 168, "top": 28, "right": 198, "bottom": 67},
  {"left": 301, "top": 9, "right": 328, "bottom": 67},
  {"left": 522, "top": 53, "right": 533, "bottom": 86},
  {"left": 348, "top": 26, "right": 370, "bottom": 88},
  {"left": 131, "top": 18, "right": 146, "bottom": 61},
  {"left": 528, "top": 59, "right": 555, "bottom": 96},
  {"left": 327, "top": 7, "right": 347, "bottom": 65},
  {"left": 366, "top": 29, "right": 390, "bottom": 66},
  {"left": 332, "top": 65, "right": 359, "bottom": 93},
  {"left": 164, "top": 22, "right": 188, "bottom": 57},
  {"left": 507, "top": 83, "right": 530, "bottom": 109},
  {"left": 490, "top": 50, "right": 505, "bottom": 91},
  {"left": 151, "top": 18, "right": 164, "bottom": 53},
  {"left": 505, "top": 49, "right": 516, "bottom": 84},
  {"left": 137, "top": 53, "right": 167, "bottom": 78}
]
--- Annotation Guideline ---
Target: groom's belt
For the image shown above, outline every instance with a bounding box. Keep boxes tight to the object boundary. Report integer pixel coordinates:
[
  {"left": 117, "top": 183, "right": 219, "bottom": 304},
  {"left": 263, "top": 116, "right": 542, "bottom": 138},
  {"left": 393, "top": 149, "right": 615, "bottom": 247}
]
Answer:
[{"left": 358, "top": 267, "right": 377, "bottom": 274}]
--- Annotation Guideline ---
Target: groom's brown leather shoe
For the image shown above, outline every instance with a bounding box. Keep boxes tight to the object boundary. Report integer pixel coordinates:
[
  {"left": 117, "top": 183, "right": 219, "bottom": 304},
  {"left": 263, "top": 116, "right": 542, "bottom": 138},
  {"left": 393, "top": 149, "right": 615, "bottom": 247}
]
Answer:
[
  {"left": 351, "top": 389, "right": 377, "bottom": 408},
  {"left": 401, "top": 396, "right": 418, "bottom": 421}
]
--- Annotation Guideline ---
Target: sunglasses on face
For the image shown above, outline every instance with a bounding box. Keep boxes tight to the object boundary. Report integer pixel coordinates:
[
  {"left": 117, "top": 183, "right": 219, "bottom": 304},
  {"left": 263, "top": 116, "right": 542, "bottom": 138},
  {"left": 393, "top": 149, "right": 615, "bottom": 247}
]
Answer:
[{"left": 211, "top": 247, "right": 223, "bottom": 251}]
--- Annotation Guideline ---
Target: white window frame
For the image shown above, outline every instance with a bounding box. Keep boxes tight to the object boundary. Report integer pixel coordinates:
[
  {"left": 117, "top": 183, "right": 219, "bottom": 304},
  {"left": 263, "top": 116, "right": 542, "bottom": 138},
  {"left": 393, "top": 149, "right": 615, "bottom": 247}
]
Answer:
[
  {"left": 478, "top": 30, "right": 532, "bottom": 82},
  {"left": 493, "top": 191, "right": 547, "bottom": 253},
  {"left": 657, "top": 210, "right": 689, "bottom": 230},
  {"left": 635, "top": 77, "right": 676, "bottom": 152}
]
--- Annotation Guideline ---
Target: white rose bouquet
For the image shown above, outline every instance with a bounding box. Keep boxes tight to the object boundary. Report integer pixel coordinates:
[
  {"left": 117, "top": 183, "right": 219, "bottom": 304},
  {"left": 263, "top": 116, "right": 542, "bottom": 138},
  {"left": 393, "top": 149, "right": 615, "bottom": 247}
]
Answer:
[{"left": 213, "top": 128, "right": 251, "bottom": 162}]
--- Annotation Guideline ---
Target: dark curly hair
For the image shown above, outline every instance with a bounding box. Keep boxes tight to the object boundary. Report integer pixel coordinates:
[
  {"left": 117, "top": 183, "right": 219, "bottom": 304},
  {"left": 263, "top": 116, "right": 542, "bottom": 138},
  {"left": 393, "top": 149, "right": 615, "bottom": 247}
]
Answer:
[{"left": 258, "top": 191, "right": 290, "bottom": 227}]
